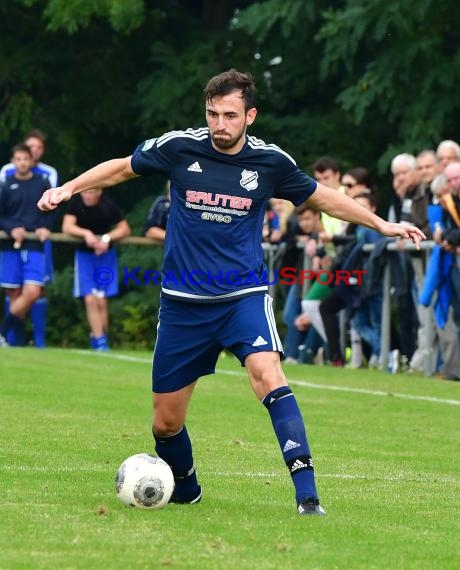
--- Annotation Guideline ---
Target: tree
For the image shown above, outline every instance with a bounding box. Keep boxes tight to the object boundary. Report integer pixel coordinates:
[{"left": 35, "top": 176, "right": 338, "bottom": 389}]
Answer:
[
  {"left": 236, "top": 0, "right": 460, "bottom": 171},
  {"left": 1, "top": 1, "right": 254, "bottom": 179}
]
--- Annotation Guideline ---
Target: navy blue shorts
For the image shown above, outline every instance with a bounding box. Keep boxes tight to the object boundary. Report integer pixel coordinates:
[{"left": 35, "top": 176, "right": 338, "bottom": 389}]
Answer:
[
  {"left": 74, "top": 249, "right": 119, "bottom": 298},
  {"left": 152, "top": 293, "right": 283, "bottom": 393},
  {"left": 0, "top": 250, "right": 48, "bottom": 288}
]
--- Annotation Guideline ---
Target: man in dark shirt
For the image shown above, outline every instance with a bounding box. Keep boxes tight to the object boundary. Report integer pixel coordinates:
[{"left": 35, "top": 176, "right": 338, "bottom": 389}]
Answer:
[
  {"left": 144, "top": 183, "right": 171, "bottom": 243},
  {"left": 390, "top": 153, "right": 435, "bottom": 373},
  {"left": 0, "top": 144, "right": 53, "bottom": 346},
  {"left": 62, "top": 188, "right": 130, "bottom": 350}
]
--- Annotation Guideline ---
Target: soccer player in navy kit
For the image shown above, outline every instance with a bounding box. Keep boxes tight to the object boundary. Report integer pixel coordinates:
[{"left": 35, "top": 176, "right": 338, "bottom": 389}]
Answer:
[{"left": 38, "top": 70, "right": 425, "bottom": 515}]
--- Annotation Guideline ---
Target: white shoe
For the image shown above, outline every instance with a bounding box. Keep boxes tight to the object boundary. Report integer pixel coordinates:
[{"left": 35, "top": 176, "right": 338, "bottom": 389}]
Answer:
[
  {"left": 368, "top": 354, "right": 379, "bottom": 368},
  {"left": 388, "top": 349, "right": 400, "bottom": 373},
  {"left": 313, "top": 347, "right": 324, "bottom": 366},
  {"left": 0, "top": 333, "right": 9, "bottom": 348},
  {"left": 298, "top": 497, "right": 327, "bottom": 516}
]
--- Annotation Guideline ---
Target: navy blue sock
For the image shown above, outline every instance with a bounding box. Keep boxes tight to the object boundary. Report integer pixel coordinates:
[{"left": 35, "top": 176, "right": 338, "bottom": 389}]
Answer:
[
  {"left": 4, "top": 298, "right": 16, "bottom": 345},
  {"left": 1, "top": 313, "right": 26, "bottom": 346},
  {"left": 93, "top": 334, "right": 109, "bottom": 351},
  {"left": 154, "top": 425, "right": 200, "bottom": 501},
  {"left": 263, "top": 386, "right": 318, "bottom": 503},
  {"left": 30, "top": 298, "right": 47, "bottom": 348}
]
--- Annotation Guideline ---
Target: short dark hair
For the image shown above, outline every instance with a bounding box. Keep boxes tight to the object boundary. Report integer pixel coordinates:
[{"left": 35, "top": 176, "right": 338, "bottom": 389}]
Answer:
[
  {"left": 204, "top": 69, "right": 256, "bottom": 112},
  {"left": 354, "top": 192, "right": 377, "bottom": 209},
  {"left": 11, "top": 143, "right": 32, "bottom": 157},
  {"left": 345, "top": 166, "right": 372, "bottom": 187},
  {"left": 24, "top": 128, "right": 46, "bottom": 143},
  {"left": 313, "top": 156, "right": 340, "bottom": 173},
  {"left": 296, "top": 203, "right": 320, "bottom": 216}
]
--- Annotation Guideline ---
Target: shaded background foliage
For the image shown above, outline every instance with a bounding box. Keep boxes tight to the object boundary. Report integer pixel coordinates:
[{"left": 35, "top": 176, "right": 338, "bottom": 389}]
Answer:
[{"left": 1, "top": 0, "right": 459, "bottom": 346}]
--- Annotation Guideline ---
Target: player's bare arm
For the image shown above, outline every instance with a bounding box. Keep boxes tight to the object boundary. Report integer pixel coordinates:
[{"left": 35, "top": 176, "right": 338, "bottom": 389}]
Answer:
[
  {"left": 37, "top": 156, "right": 137, "bottom": 211},
  {"left": 308, "top": 183, "right": 426, "bottom": 249}
]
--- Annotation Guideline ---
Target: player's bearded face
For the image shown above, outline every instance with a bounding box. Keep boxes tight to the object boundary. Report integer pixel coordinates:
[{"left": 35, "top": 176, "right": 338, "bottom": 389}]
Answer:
[
  {"left": 206, "top": 92, "right": 256, "bottom": 154},
  {"left": 211, "top": 124, "right": 246, "bottom": 150}
]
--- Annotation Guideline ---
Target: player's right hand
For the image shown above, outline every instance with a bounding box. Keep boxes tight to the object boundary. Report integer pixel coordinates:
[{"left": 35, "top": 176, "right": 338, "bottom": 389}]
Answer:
[
  {"left": 37, "top": 186, "right": 73, "bottom": 211},
  {"left": 11, "top": 227, "right": 25, "bottom": 249},
  {"left": 84, "top": 230, "right": 98, "bottom": 249}
]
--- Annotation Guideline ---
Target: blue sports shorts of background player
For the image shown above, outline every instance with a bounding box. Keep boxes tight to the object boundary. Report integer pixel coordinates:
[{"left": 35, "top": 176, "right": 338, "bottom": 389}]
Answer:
[
  {"left": 0, "top": 250, "right": 48, "bottom": 289},
  {"left": 0, "top": 248, "right": 49, "bottom": 347},
  {"left": 38, "top": 69, "right": 426, "bottom": 516},
  {"left": 74, "top": 248, "right": 119, "bottom": 299}
]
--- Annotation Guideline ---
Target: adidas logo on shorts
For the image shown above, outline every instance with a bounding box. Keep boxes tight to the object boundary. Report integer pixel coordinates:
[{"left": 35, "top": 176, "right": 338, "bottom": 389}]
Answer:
[{"left": 252, "top": 336, "right": 268, "bottom": 347}]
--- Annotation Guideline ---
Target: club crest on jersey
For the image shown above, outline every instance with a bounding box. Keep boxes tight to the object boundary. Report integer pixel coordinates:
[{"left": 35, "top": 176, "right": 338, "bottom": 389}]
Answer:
[{"left": 240, "top": 169, "right": 259, "bottom": 191}]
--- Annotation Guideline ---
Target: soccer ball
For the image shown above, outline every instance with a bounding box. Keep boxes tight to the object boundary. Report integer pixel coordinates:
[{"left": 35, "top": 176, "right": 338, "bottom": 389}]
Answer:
[{"left": 115, "top": 453, "right": 175, "bottom": 509}]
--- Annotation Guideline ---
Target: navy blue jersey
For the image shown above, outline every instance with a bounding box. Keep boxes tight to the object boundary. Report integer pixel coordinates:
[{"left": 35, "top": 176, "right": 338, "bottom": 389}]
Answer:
[
  {"left": 0, "top": 173, "right": 53, "bottom": 252},
  {"left": 131, "top": 128, "right": 317, "bottom": 302}
]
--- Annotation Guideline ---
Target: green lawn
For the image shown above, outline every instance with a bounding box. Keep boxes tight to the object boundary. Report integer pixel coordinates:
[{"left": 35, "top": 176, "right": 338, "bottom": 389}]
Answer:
[{"left": 1, "top": 348, "right": 459, "bottom": 569}]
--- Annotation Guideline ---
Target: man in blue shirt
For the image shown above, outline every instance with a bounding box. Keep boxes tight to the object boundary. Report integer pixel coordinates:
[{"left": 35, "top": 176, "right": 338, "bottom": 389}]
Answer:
[{"left": 38, "top": 69, "right": 425, "bottom": 516}]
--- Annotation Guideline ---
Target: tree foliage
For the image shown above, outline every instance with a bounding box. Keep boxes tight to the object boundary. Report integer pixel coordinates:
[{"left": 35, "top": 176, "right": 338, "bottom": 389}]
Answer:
[
  {"left": 236, "top": 0, "right": 460, "bottom": 170},
  {"left": 3, "top": 0, "right": 458, "bottom": 177}
]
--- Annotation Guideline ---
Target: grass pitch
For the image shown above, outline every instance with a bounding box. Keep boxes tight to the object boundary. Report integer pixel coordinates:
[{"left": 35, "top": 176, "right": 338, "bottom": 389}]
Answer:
[{"left": 0, "top": 348, "right": 459, "bottom": 569}]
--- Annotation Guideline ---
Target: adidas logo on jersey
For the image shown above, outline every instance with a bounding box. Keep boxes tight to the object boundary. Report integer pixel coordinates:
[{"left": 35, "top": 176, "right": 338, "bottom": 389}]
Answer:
[
  {"left": 283, "top": 439, "right": 301, "bottom": 452},
  {"left": 252, "top": 336, "right": 268, "bottom": 347},
  {"left": 187, "top": 161, "right": 202, "bottom": 172}
]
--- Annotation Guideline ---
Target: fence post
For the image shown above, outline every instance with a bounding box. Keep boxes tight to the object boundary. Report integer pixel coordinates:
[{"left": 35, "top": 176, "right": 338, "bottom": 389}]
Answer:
[
  {"left": 421, "top": 247, "right": 436, "bottom": 376},
  {"left": 380, "top": 261, "right": 391, "bottom": 371}
]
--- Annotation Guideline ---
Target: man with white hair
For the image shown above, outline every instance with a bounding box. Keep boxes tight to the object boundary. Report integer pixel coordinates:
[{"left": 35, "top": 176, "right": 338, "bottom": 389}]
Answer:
[
  {"left": 441, "top": 161, "right": 460, "bottom": 364},
  {"left": 389, "top": 153, "right": 433, "bottom": 373},
  {"left": 424, "top": 161, "right": 460, "bottom": 380},
  {"left": 390, "top": 153, "right": 431, "bottom": 236},
  {"left": 444, "top": 162, "right": 460, "bottom": 195},
  {"left": 436, "top": 140, "right": 460, "bottom": 172},
  {"left": 436, "top": 162, "right": 460, "bottom": 240}
]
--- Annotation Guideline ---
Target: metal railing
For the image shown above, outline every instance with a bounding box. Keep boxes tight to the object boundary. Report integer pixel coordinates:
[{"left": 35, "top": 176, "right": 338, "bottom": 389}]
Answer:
[{"left": 0, "top": 230, "right": 163, "bottom": 246}]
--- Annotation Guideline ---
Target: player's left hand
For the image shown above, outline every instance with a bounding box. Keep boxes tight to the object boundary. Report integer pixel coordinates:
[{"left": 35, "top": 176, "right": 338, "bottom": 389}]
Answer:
[
  {"left": 94, "top": 240, "right": 109, "bottom": 256},
  {"left": 379, "top": 221, "right": 426, "bottom": 250}
]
